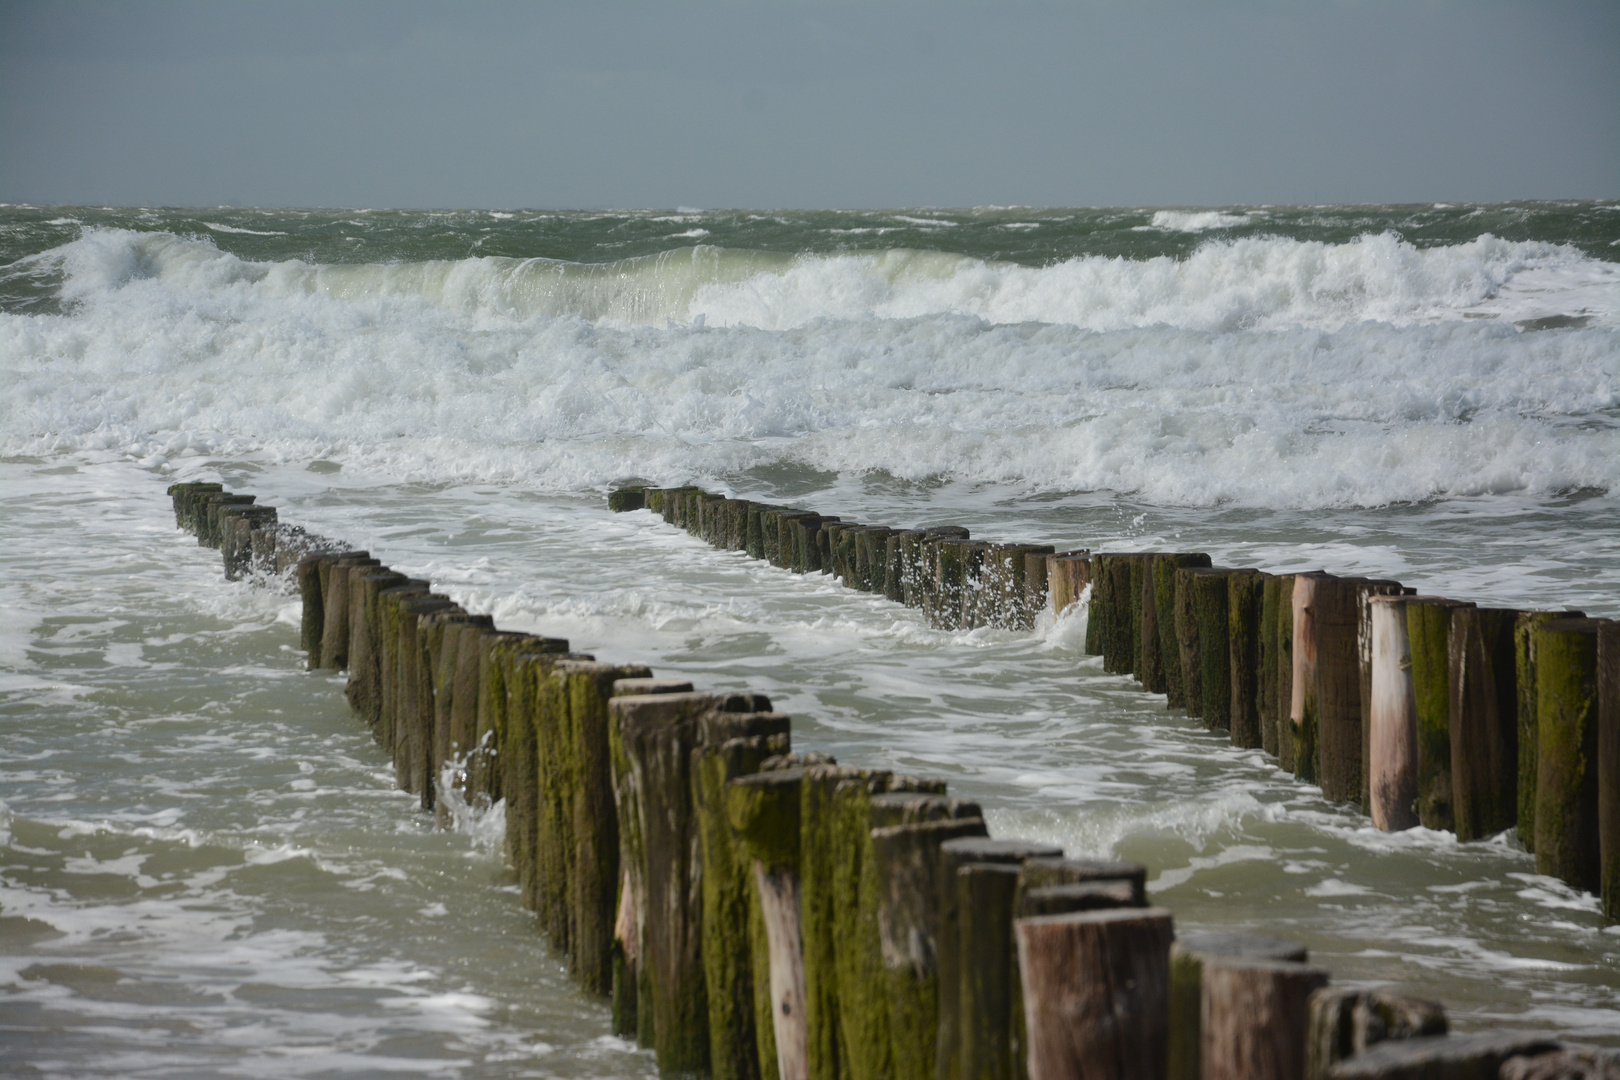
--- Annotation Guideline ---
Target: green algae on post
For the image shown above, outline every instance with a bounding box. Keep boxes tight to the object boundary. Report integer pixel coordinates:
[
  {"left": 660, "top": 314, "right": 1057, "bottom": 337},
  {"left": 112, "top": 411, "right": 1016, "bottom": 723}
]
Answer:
[
  {"left": 1152, "top": 555, "right": 1211, "bottom": 708},
  {"left": 1405, "top": 597, "right": 1474, "bottom": 830},
  {"left": 1166, "top": 932, "right": 1306, "bottom": 1080},
  {"left": 1534, "top": 618, "right": 1603, "bottom": 893}
]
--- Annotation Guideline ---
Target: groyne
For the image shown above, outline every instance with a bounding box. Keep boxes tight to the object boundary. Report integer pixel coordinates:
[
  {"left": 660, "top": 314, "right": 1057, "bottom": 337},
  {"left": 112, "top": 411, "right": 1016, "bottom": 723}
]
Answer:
[{"left": 168, "top": 479, "right": 1618, "bottom": 1080}]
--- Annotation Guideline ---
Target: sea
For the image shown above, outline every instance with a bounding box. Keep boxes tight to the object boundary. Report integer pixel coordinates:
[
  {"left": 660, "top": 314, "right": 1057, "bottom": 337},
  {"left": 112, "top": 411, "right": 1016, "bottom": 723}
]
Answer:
[{"left": 2, "top": 202, "right": 1618, "bottom": 1077}]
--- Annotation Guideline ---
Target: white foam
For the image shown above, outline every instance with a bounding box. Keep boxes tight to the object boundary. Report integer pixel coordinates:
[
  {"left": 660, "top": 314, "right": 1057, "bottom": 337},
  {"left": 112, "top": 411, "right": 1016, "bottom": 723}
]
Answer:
[
  {"left": 1139, "top": 209, "right": 1256, "bottom": 232},
  {"left": 2, "top": 227, "right": 1616, "bottom": 508}
]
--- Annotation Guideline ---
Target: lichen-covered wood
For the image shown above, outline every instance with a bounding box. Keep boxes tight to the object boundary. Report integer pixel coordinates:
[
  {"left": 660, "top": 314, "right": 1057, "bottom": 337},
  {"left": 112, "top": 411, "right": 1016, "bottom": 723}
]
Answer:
[
  {"left": 1157, "top": 554, "right": 1212, "bottom": 711},
  {"left": 1192, "top": 568, "right": 1235, "bottom": 732},
  {"left": 1516, "top": 609, "right": 1586, "bottom": 852},
  {"left": 1449, "top": 606, "right": 1523, "bottom": 842},
  {"left": 1276, "top": 574, "right": 1297, "bottom": 773},
  {"left": 1534, "top": 617, "right": 1603, "bottom": 893},
  {"left": 1228, "top": 570, "right": 1267, "bottom": 748},
  {"left": 1600, "top": 619, "right": 1620, "bottom": 922}
]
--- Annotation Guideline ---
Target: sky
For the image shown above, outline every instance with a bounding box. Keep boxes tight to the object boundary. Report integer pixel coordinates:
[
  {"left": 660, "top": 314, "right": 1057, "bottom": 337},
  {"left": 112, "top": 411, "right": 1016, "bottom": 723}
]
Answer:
[{"left": 1, "top": 0, "right": 1616, "bottom": 210}]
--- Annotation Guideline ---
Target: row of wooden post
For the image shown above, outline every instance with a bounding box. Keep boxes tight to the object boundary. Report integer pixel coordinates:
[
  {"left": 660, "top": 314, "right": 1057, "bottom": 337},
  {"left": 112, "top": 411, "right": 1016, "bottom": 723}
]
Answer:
[
  {"left": 610, "top": 486, "right": 1620, "bottom": 925},
  {"left": 166, "top": 480, "right": 1611, "bottom": 1079}
]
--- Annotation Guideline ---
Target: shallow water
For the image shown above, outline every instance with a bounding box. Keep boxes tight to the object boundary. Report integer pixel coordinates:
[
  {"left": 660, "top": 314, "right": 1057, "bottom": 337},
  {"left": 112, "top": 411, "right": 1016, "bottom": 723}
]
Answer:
[{"left": 3, "top": 202, "right": 1618, "bottom": 1074}]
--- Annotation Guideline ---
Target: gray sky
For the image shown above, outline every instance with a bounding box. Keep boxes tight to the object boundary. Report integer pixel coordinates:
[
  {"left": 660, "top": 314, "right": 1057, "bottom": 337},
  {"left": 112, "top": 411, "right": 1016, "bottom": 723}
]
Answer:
[{"left": 2, "top": 0, "right": 1616, "bottom": 209}]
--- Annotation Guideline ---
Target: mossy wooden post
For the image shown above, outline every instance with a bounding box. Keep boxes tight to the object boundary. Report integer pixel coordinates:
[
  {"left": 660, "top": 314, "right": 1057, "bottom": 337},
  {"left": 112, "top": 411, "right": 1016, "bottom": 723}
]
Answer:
[
  {"left": 1357, "top": 583, "right": 1409, "bottom": 810},
  {"left": 1369, "top": 597, "right": 1421, "bottom": 832},
  {"left": 695, "top": 708, "right": 791, "bottom": 1080},
  {"left": 957, "top": 862, "right": 1023, "bottom": 1080},
  {"left": 1404, "top": 597, "right": 1473, "bottom": 830},
  {"left": 345, "top": 569, "right": 406, "bottom": 730},
  {"left": 895, "top": 531, "right": 926, "bottom": 607},
  {"left": 1110, "top": 555, "right": 1142, "bottom": 677},
  {"left": 169, "top": 482, "right": 222, "bottom": 530},
  {"left": 872, "top": 815, "right": 988, "bottom": 1080},
  {"left": 1191, "top": 568, "right": 1234, "bottom": 732},
  {"left": 1015, "top": 908, "right": 1174, "bottom": 1080},
  {"left": 798, "top": 763, "right": 866, "bottom": 1080},
  {"left": 1534, "top": 618, "right": 1603, "bottom": 893},
  {"left": 466, "top": 632, "right": 532, "bottom": 802},
  {"left": 1137, "top": 558, "right": 1168, "bottom": 694},
  {"left": 606, "top": 679, "right": 693, "bottom": 1043},
  {"left": 1276, "top": 575, "right": 1298, "bottom": 773},
  {"left": 375, "top": 583, "right": 429, "bottom": 750},
  {"left": 1315, "top": 576, "right": 1382, "bottom": 805},
  {"left": 1154, "top": 554, "right": 1211, "bottom": 710},
  {"left": 1022, "top": 551, "right": 1050, "bottom": 629},
  {"left": 1228, "top": 570, "right": 1267, "bottom": 747},
  {"left": 1201, "top": 957, "right": 1330, "bottom": 1080},
  {"left": 1515, "top": 609, "right": 1585, "bottom": 852},
  {"left": 609, "top": 486, "right": 646, "bottom": 512},
  {"left": 614, "top": 691, "right": 719, "bottom": 1075},
  {"left": 1290, "top": 573, "right": 1328, "bottom": 783},
  {"left": 440, "top": 619, "right": 495, "bottom": 802},
  {"left": 935, "top": 838, "right": 1061, "bottom": 1080},
  {"left": 1449, "top": 607, "right": 1524, "bottom": 842},
  {"left": 934, "top": 540, "right": 975, "bottom": 632},
  {"left": 1167, "top": 932, "right": 1307, "bottom": 1080},
  {"left": 396, "top": 595, "right": 458, "bottom": 801},
  {"left": 222, "top": 505, "right": 278, "bottom": 579},
  {"left": 424, "top": 610, "right": 493, "bottom": 809},
  {"left": 1601, "top": 620, "right": 1620, "bottom": 922},
  {"left": 502, "top": 641, "right": 569, "bottom": 905},
  {"left": 1086, "top": 554, "right": 1113, "bottom": 658},
  {"left": 1260, "top": 575, "right": 1282, "bottom": 756},
  {"left": 1304, "top": 987, "right": 1447, "bottom": 1080},
  {"left": 730, "top": 769, "right": 809, "bottom": 1080},
  {"left": 202, "top": 492, "right": 255, "bottom": 547}
]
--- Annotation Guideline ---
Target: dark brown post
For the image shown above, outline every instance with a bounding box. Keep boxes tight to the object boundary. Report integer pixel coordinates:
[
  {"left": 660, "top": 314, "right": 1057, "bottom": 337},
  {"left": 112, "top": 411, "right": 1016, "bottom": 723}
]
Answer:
[
  {"left": 1449, "top": 607, "right": 1523, "bottom": 841},
  {"left": 1228, "top": 570, "right": 1267, "bottom": 748},
  {"left": 1325, "top": 1032, "right": 1559, "bottom": 1080},
  {"left": 1516, "top": 609, "right": 1586, "bottom": 852},
  {"left": 1192, "top": 568, "right": 1235, "bottom": 732},
  {"left": 1600, "top": 619, "right": 1620, "bottom": 922},
  {"left": 1276, "top": 575, "right": 1297, "bottom": 773},
  {"left": 1015, "top": 908, "right": 1174, "bottom": 1080},
  {"left": 1406, "top": 597, "right": 1474, "bottom": 830},
  {"left": 1304, "top": 987, "right": 1446, "bottom": 1080},
  {"left": 1173, "top": 565, "right": 1204, "bottom": 718},
  {"left": 1315, "top": 577, "right": 1382, "bottom": 805}
]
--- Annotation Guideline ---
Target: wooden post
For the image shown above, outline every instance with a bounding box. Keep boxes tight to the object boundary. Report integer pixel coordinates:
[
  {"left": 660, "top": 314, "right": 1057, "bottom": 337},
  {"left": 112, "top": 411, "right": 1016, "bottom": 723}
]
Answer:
[
  {"left": 1534, "top": 617, "right": 1603, "bottom": 893},
  {"left": 872, "top": 816, "right": 989, "bottom": 1080},
  {"left": 1325, "top": 1031, "right": 1559, "bottom": 1080},
  {"left": 1153, "top": 553, "right": 1218, "bottom": 712},
  {"left": 437, "top": 619, "right": 495, "bottom": 805},
  {"left": 1192, "top": 568, "right": 1235, "bottom": 732},
  {"left": 319, "top": 555, "right": 377, "bottom": 670},
  {"left": 1315, "top": 577, "right": 1387, "bottom": 805},
  {"left": 1406, "top": 597, "right": 1474, "bottom": 830},
  {"left": 608, "top": 486, "right": 646, "bottom": 512},
  {"left": 1290, "top": 573, "right": 1328, "bottom": 783},
  {"left": 343, "top": 569, "right": 405, "bottom": 729},
  {"left": 1449, "top": 607, "right": 1523, "bottom": 841},
  {"left": 423, "top": 610, "right": 493, "bottom": 810},
  {"left": 502, "top": 641, "right": 571, "bottom": 907},
  {"left": 297, "top": 552, "right": 337, "bottom": 669},
  {"left": 1138, "top": 557, "right": 1167, "bottom": 694},
  {"left": 1358, "top": 583, "right": 1409, "bottom": 811},
  {"left": 1368, "top": 597, "right": 1421, "bottom": 832},
  {"left": 1049, "top": 553, "right": 1093, "bottom": 620},
  {"left": 396, "top": 595, "right": 459, "bottom": 801},
  {"left": 933, "top": 539, "right": 975, "bottom": 631},
  {"left": 1015, "top": 908, "right": 1174, "bottom": 1080},
  {"left": 612, "top": 690, "right": 720, "bottom": 1075},
  {"left": 222, "top": 505, "right": 278, "bottom": 579},
  {"left": 958, "top": 862, "right": 1024, "bottom": 1080},
  {"left": 1201, "top": 957, "right": 1329, "bottom": 1080},
  {"left": 936, "top": 838, "right": 1062, "bottom": 1080},
  {"left": 1168, "top": 932, "right": 1307, "bottom": 1080},
  {"left": 731, "top": 769, "right": 809, "bottom": 1080},
  {"left": 1516, "top": 609, "right": 1585, "bottom": 852},
  {"left": 1111, "top": 555, "right": 1142, "bottom": 677},
  {"left": 695, "top": 706, "right": 792, "bottom": 1080},
  {"left": 1304, "top": 987, "right": 1446, "bottom": 1080},
  {"left": 1023, "top": 551, "right": 1051, "bottom": 629},
  {"left": 1600, "top": 619, "right": 1620, "bottom": 922},
  {"left": 1016, "top": 856, "right": 1148, "bottom": 907},
  {"left": 1277, "top": 575, "right": 1298, "bottom": 773},
  {"left": 1174, "top": 564, "right": 1205, "bottom": 719},
  {"left": 1228, "top": 570, "right": 1267, "bottom": 748}
]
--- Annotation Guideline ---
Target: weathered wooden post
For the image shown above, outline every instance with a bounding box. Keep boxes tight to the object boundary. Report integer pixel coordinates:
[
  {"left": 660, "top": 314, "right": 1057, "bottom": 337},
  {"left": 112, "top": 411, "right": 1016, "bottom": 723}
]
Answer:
[
  {"left": 1516, "top": 609, "right": 1585, "bottom": 852},
  {"left": 1600, "top": 619, "right": 1620, "bottom": 922},
  {"left": 694, "top": 706, "right": 791, "bottom": 1080},
  {"left": 1228, "top": 570, "right": 1267, "bottom": 748},
  {"left": 611, "top": 690, "right": 723, "bottom": 1075},
  {"left": 1406, "top": 597, "right": 1474, "bottom": 830},
  {"left": 222, "top": 505, "right": 278, "bottom": 579},
  {"left": 1276, "top": 574, "right": 1298, "bottom": 773},
  {"left": 1016, "top": 907, "right": 1174, "bottom": 1080},
  {"left": 297, "top": 551, "right": 344, "bottom": 669},
  {"left": 202, "top": 492, "right": 256, "bottom": 547},
  {"left": 434, "top": 617, "right": 496, "bottom": 804},
  {"left": 1168, "top": 932, "right": 1307, "bottom": 1080},
  {"left": 1368, "top": 596, "right": 1420, "bottom": 832},
  {"left": 730, "top": 768, "right": 809, "bottom": 1080},
  {"left": 958, "top": 862, "right": 1023, "bottom": 1080},
  {"left": 344, "top": 569, "right": 406, "bottom": 728},
  {"left": 872, "top": 815, "right": 989, "bottom": 1080},
  {"left": 933, "top": 539, "right": 975, "bottom": 631},
  {"left": 1304, "top": 987, "right": 1447, "bottom": 1080},
  {"left": 1535, "top": 617, "right": 1603, "bottom": 893},
  {"left": 1152, "top": 554, "right": 1211, "bottom": 711},
  {"left": 1112, "top": 555, "right": 1143, "bottom": 677},
  {"left": 1137, "top": 557, "right": 1168, "bottom": 694},
  {"left": 1357, "top": 583, "right": 1409, "bottom": 810},
  {"left": 395, "top": 594, "right": 460, "bottom": 800},
  {"left": 1314, "top": 577, "right": 1388, "bottom": 805},
  {"left": 1192, "top": 568, "right": 1235, "bottom": 732},
  {"left": 1049, "top": 553, "right": 1092, "bottom": 620},
  {"left": 423, "top": 610, "right": 493, "bottom": 808},
  {"left": 1174, "top": 564, "right": 1204, "bottom": 719},
  {"left": 319, "top": 554, "right": 377, "bottom": 670},
  {"left": 1448, "top": 607, "right": 1523, "bottom": 841},
  {"left": 1290, "top": 572, "right": 1328, "bottom": 783},
  {"left": 609, "top": 486, "right": 646, "bottom": 512},
  {"left": 1022, "top": 551, "right": 1052, "bottom": 629},
  {"left": 936, "top": 838, "right": 1062, "bottom": 1080},
  {"left": 1201, "top": 957, "right": 1329, "bottom": 1080}
]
